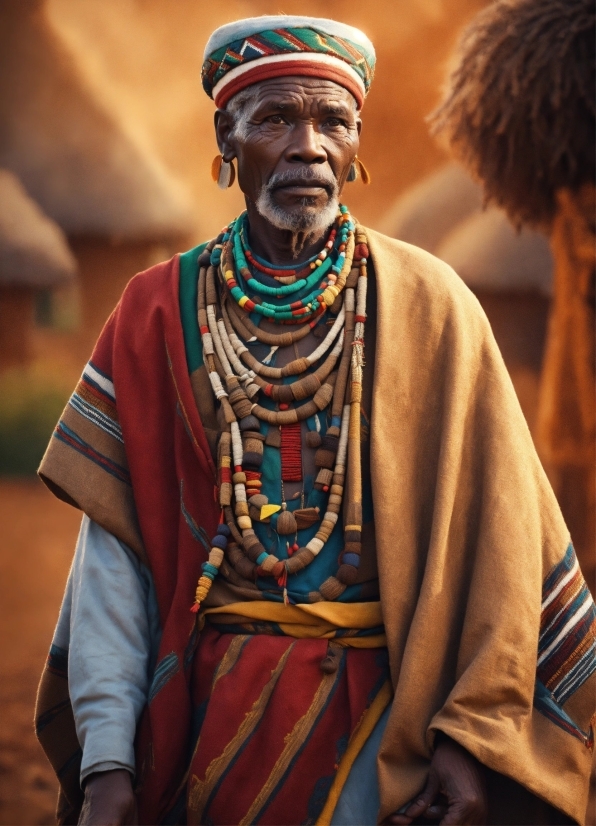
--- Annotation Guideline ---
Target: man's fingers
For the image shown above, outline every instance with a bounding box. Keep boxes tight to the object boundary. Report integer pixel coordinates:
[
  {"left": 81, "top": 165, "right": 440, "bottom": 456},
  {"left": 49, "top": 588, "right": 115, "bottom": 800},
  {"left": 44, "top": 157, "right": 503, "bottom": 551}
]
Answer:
[
  {"left": 425, "top": 802, "right": 448, "bottom": 821},
  {"left": 404, "top": 770, "right": 441, "bottom": 818},
  {"left": 440, "top": 795, "right": 487, "bottom": 825}
]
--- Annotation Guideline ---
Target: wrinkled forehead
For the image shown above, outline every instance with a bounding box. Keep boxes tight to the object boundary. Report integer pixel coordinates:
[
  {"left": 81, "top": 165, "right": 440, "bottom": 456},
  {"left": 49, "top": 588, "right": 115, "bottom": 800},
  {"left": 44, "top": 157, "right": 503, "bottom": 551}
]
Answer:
[{"left": 226, "top": 76, "right": 360, "bottom": 115}]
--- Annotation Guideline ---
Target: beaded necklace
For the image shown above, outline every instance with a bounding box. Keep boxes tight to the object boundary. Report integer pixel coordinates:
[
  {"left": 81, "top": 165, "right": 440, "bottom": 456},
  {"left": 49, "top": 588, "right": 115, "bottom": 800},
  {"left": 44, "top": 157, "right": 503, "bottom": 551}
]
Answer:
[
  {"left": 225, "top": 294, "right": 326, "bottom": 345},
  {"left": 219, "top": 208, "right": 355, "bottom": 322},
  {"left": 220, "top": 299, "right": 345, "bottom": 381},
  {"left": 191, "top": 207, "right": 370, "bottom": 611},
  {"left": 240, "top": 216, "right": 337, "bottom": 284}
]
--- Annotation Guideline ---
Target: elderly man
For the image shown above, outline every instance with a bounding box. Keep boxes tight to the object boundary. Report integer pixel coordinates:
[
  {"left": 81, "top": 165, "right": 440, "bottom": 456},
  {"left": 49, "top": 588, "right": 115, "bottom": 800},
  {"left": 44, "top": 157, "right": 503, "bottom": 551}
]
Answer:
[{"left": 36, "top": 16, "right": 595, "bottom": 826}]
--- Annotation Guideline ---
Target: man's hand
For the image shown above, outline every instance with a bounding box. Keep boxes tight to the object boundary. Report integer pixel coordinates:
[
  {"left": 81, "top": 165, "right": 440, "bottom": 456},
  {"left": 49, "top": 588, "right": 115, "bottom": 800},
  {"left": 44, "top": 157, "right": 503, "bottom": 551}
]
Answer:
[
  {"left": 78, "top": 769, "right": 137, "bottom": 826},
  {"left": 385, "top": 736, "right": 488, "bottom": 825}
]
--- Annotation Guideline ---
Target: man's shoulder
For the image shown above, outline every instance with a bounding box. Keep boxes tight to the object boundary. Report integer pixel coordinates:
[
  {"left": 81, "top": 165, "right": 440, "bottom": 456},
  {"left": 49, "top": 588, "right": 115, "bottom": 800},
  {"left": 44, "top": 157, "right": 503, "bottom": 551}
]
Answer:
[
  {"left": 364, "top": 226, "right": 485, "bottom": 324},
  {"left": 365, "top": 227, "right": 475, "bottom": 298},
  {"left": 180, "top": 240, "right": 209, "bottom": 262},
  {"left": 120, "top": 241, "right": 207, "bottom": 304}
]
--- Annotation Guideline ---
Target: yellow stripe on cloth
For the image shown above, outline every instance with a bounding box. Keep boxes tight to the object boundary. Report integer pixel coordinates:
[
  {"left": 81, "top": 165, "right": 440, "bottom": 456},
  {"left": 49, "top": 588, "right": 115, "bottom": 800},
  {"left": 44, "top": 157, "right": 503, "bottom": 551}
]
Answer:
[
  {"left": 188, "top": 644, "right": 295, "bottom": 819},
  {"left": 316, "top": 679, "right": 393, "bottom": 826},
  {"left": 202, "top": 600, "right": 386, "bottom": 647}
]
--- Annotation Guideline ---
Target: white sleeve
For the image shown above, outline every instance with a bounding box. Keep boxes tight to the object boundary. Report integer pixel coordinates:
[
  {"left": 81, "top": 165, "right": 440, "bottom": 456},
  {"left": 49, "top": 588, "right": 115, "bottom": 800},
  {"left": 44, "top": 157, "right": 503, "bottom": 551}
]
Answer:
[{"left": 67, "top": 515, "right": 161, "bottom": 783}]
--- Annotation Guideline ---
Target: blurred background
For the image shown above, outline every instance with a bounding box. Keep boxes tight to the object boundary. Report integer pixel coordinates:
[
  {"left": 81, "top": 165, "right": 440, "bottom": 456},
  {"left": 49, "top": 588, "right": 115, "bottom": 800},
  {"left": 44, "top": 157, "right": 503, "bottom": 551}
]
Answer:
[{"left": 0, "top": 1, "right": 592, "bottom": 823}]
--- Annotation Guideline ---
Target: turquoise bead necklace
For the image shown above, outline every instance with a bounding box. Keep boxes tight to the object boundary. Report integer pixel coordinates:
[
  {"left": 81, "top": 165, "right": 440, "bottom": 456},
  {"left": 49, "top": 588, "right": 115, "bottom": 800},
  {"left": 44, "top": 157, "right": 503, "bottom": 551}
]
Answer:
[{"left": 216, "top": 207, "right": 355, "bottom": 323}]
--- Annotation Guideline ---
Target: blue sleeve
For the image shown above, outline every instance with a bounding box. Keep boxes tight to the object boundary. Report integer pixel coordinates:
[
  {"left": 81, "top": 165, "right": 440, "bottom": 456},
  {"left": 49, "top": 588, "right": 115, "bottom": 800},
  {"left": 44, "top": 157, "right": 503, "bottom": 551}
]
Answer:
[{"left": 67, "top": 516, "right": 161, "bottom": 783}]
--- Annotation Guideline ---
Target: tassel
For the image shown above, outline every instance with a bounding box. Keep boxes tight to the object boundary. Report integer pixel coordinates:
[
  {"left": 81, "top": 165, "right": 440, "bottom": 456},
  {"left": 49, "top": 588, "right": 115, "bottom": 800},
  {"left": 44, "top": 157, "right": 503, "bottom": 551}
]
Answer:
[
  {"left": 277, "top": 564, "right": 289, "bottom": 604},
  {"left": 262, "top": 345, "right": 279, "bottom": 365},
  {"left": 190, "top": 602, "right": 200, "bottom": 613}
]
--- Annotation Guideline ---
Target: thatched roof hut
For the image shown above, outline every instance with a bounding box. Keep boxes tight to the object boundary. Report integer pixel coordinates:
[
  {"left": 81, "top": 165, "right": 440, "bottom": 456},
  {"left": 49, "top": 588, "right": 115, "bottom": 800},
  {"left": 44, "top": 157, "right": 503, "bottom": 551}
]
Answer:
[
  {"left": 379, "top": 163, "right": 483, "bottom": 254},
  {"left": 0, "top": 167, "right": 77, "bottom": 368},
  {"left": 383, "top": 162, "right": 553, "bottom": 439},
  {"left": 383, "top": 163, "right": 553, "bottom": 294},
  {"left": 436, "top": 208, "right": 553, "bottom": 295},
  {"left": 430, "top": 0, "right": 595, "bottom": 229},
  {"left": 0, "top": 0, "right": 196, "bottom": 241},
  {"left": 0, "top": 169, "right": 76, "bottom": 288}
]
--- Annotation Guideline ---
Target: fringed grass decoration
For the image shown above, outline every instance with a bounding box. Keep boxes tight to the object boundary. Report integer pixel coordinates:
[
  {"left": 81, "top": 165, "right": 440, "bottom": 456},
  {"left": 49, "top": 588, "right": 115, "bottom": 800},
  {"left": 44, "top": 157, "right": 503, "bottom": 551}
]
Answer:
[{"left": 430, "top": 0, "right": 595, "bottom": 229}]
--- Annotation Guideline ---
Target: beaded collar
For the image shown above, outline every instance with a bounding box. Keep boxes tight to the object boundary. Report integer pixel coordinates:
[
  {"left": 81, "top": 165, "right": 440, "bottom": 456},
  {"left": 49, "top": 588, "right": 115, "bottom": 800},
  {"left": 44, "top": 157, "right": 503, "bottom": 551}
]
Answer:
[
  {"left": 217, "top": 207, "right": 355, "bottom": 322},
  {"left": 191, "top": 206, "right": 370, "bottom": 610},
  {"left": 240, "top": 216, "right": 337, "bottom": 286}
]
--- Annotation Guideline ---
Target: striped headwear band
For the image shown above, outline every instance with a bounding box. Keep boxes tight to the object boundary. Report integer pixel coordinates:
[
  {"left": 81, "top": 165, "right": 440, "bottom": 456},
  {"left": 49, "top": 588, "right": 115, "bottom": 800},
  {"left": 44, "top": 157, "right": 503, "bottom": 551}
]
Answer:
[{"left": 202, "top": 16, "right": 376, "bottom": 109}]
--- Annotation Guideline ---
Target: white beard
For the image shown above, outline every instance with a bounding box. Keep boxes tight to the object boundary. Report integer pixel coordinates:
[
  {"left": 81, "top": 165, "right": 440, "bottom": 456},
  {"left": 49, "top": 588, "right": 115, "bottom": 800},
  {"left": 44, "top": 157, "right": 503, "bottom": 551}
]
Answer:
[{"left": 255, "top": 171, "right": 340, "bottom": 233}]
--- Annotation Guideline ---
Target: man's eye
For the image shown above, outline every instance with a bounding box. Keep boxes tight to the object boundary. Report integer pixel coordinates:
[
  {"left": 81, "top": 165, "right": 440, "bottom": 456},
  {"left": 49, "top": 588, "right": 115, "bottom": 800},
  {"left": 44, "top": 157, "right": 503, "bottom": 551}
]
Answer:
[
  {"left": 266, "top": 115, "right": 287, "bottom": 124},
  {"left": 326, "top": 118, "right": 347, "bottom": 128}
]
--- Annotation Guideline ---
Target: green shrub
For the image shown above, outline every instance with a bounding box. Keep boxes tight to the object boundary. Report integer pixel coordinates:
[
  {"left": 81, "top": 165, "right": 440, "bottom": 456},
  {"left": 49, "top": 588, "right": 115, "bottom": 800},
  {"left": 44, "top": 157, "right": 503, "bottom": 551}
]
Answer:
[{"left": 0, "top": 370, "right": 69, "bottom": 476}]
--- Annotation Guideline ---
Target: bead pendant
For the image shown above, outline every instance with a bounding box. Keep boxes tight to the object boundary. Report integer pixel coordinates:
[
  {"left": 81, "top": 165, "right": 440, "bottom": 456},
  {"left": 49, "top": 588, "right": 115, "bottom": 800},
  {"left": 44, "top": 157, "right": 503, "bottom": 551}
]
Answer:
[{"left": 277, "top": 503, "right": 298, "bottom": 535}]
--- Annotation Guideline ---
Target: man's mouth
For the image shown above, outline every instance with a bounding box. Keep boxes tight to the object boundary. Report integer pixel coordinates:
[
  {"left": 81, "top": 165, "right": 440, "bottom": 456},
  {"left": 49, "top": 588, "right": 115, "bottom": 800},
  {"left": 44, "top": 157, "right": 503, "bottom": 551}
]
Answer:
[
  {"left": 276, "top": 183, "right": 329, "bottom": 196},
  {"left": 273, "top": 180, "right": 331, "bottom": 197}
]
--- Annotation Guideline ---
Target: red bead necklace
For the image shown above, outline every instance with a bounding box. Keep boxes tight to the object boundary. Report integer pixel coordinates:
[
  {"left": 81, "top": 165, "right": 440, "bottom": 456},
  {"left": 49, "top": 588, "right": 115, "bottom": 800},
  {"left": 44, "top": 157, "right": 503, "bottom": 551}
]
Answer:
[{"left": 243, "top": 227, "right": 337, "bottom": 279}]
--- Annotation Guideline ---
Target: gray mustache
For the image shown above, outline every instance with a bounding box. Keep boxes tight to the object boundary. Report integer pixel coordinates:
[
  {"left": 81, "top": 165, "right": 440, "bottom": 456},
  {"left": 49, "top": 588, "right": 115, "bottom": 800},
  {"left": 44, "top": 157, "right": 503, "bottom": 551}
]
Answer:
[{"left": 267, "top": 169, "right": 338, "bottom": 191}]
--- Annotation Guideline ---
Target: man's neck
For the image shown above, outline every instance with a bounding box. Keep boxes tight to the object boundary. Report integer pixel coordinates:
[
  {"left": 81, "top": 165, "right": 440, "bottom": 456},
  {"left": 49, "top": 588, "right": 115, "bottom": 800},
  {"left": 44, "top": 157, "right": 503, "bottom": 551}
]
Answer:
[{"left": 244, "top": 201, "right": 331, "bottom": 265}]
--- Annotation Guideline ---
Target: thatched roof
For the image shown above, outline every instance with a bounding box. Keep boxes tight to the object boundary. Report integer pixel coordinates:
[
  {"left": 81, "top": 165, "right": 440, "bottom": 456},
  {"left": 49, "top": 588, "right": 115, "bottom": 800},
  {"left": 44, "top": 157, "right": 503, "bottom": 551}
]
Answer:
[
  {"left": 383, "top": 162, "right": 553, "bottom": 293},
  {"left": 0, "top": 1, "right": 196, "bottom": 241},
  {"left": 0, "top": 169, "right": 76, "bottom": 288},
  {"left": 430, "top": 0, "right": 595, "bottom": 228},
  {"left": 436, "top": 208, "right": 553, "bottom": 295},
  {"left": 379, "top": 164, "right": 483, "bottom": 254}
]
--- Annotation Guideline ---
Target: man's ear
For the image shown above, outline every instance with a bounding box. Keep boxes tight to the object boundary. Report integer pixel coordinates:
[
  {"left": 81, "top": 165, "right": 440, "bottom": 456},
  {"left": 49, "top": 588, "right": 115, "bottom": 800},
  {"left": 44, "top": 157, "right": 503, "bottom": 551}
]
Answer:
[{"left": 214, "top": 109, "right": 236, "bottom": 162}]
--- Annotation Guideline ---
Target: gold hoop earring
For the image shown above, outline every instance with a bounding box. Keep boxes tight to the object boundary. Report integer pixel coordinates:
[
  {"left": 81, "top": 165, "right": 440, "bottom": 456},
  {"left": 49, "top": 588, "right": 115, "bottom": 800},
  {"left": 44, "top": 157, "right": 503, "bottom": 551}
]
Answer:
[
  {"left": 211, "top": 154, "right": 236, "bottom": 189},
  {"left": 347, "top": 155, "right": 371, "bottom": 185}
]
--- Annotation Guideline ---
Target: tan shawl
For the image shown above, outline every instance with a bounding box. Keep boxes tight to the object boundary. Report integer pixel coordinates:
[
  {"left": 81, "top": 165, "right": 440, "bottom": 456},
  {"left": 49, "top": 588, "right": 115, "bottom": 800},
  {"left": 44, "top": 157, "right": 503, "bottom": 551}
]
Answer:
[
  {"left": 366, "top": 229, "right": 594, "bottom": 824},
  {"left": 36, "top": 228, "right": 594, "bottom": 824}
]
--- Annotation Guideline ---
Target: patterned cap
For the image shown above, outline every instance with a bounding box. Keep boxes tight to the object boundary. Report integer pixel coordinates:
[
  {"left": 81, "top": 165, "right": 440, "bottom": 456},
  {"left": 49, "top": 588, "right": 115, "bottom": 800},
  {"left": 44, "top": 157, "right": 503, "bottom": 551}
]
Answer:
[{"left": 202, "top": 16, "right": 376, "bottom": 109}]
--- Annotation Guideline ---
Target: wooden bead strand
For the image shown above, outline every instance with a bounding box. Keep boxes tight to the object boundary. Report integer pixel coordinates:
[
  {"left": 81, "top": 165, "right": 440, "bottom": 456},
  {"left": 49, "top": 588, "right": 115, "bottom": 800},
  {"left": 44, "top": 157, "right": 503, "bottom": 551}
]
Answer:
[
  {"left": 194, "top": 211, "right": 369, "bottom": 602},
  {"left": 190, "top": 523, "right": 231, "bottom": 612}
]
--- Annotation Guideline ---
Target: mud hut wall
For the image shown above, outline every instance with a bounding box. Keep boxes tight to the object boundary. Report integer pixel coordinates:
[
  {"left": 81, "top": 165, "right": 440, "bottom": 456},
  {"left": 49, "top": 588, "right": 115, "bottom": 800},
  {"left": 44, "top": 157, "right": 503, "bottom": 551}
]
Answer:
[{"left": 0, "top": 288, "right": 36, "bottom": 368}]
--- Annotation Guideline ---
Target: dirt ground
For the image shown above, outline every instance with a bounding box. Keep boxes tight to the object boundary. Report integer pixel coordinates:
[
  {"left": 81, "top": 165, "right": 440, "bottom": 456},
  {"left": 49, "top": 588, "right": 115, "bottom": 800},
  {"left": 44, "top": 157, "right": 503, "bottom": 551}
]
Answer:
[{"left": 0, "top": 479, "right": 80, "bottom": 825}]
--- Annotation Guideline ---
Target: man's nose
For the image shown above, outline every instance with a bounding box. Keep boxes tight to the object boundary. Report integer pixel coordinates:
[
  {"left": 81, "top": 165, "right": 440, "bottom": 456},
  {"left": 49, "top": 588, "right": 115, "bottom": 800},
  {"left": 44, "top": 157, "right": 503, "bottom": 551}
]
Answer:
[{"left": 285, "top": 121, "right": 327, "bottom": 164}]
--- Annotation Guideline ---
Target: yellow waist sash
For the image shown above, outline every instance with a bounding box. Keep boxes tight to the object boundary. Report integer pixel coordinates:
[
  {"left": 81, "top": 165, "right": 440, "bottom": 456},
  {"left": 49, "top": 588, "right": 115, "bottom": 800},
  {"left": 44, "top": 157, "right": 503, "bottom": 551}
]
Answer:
[{"left": 201, "top": 600, "right": 386, "bottom": 647}]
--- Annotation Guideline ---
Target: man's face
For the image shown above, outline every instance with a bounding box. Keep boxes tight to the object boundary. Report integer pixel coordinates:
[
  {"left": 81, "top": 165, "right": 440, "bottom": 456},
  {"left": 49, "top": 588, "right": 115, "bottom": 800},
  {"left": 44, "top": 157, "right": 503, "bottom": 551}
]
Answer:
[{"left": 216, "top": 76, "right": 361, "bottom": 231}]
